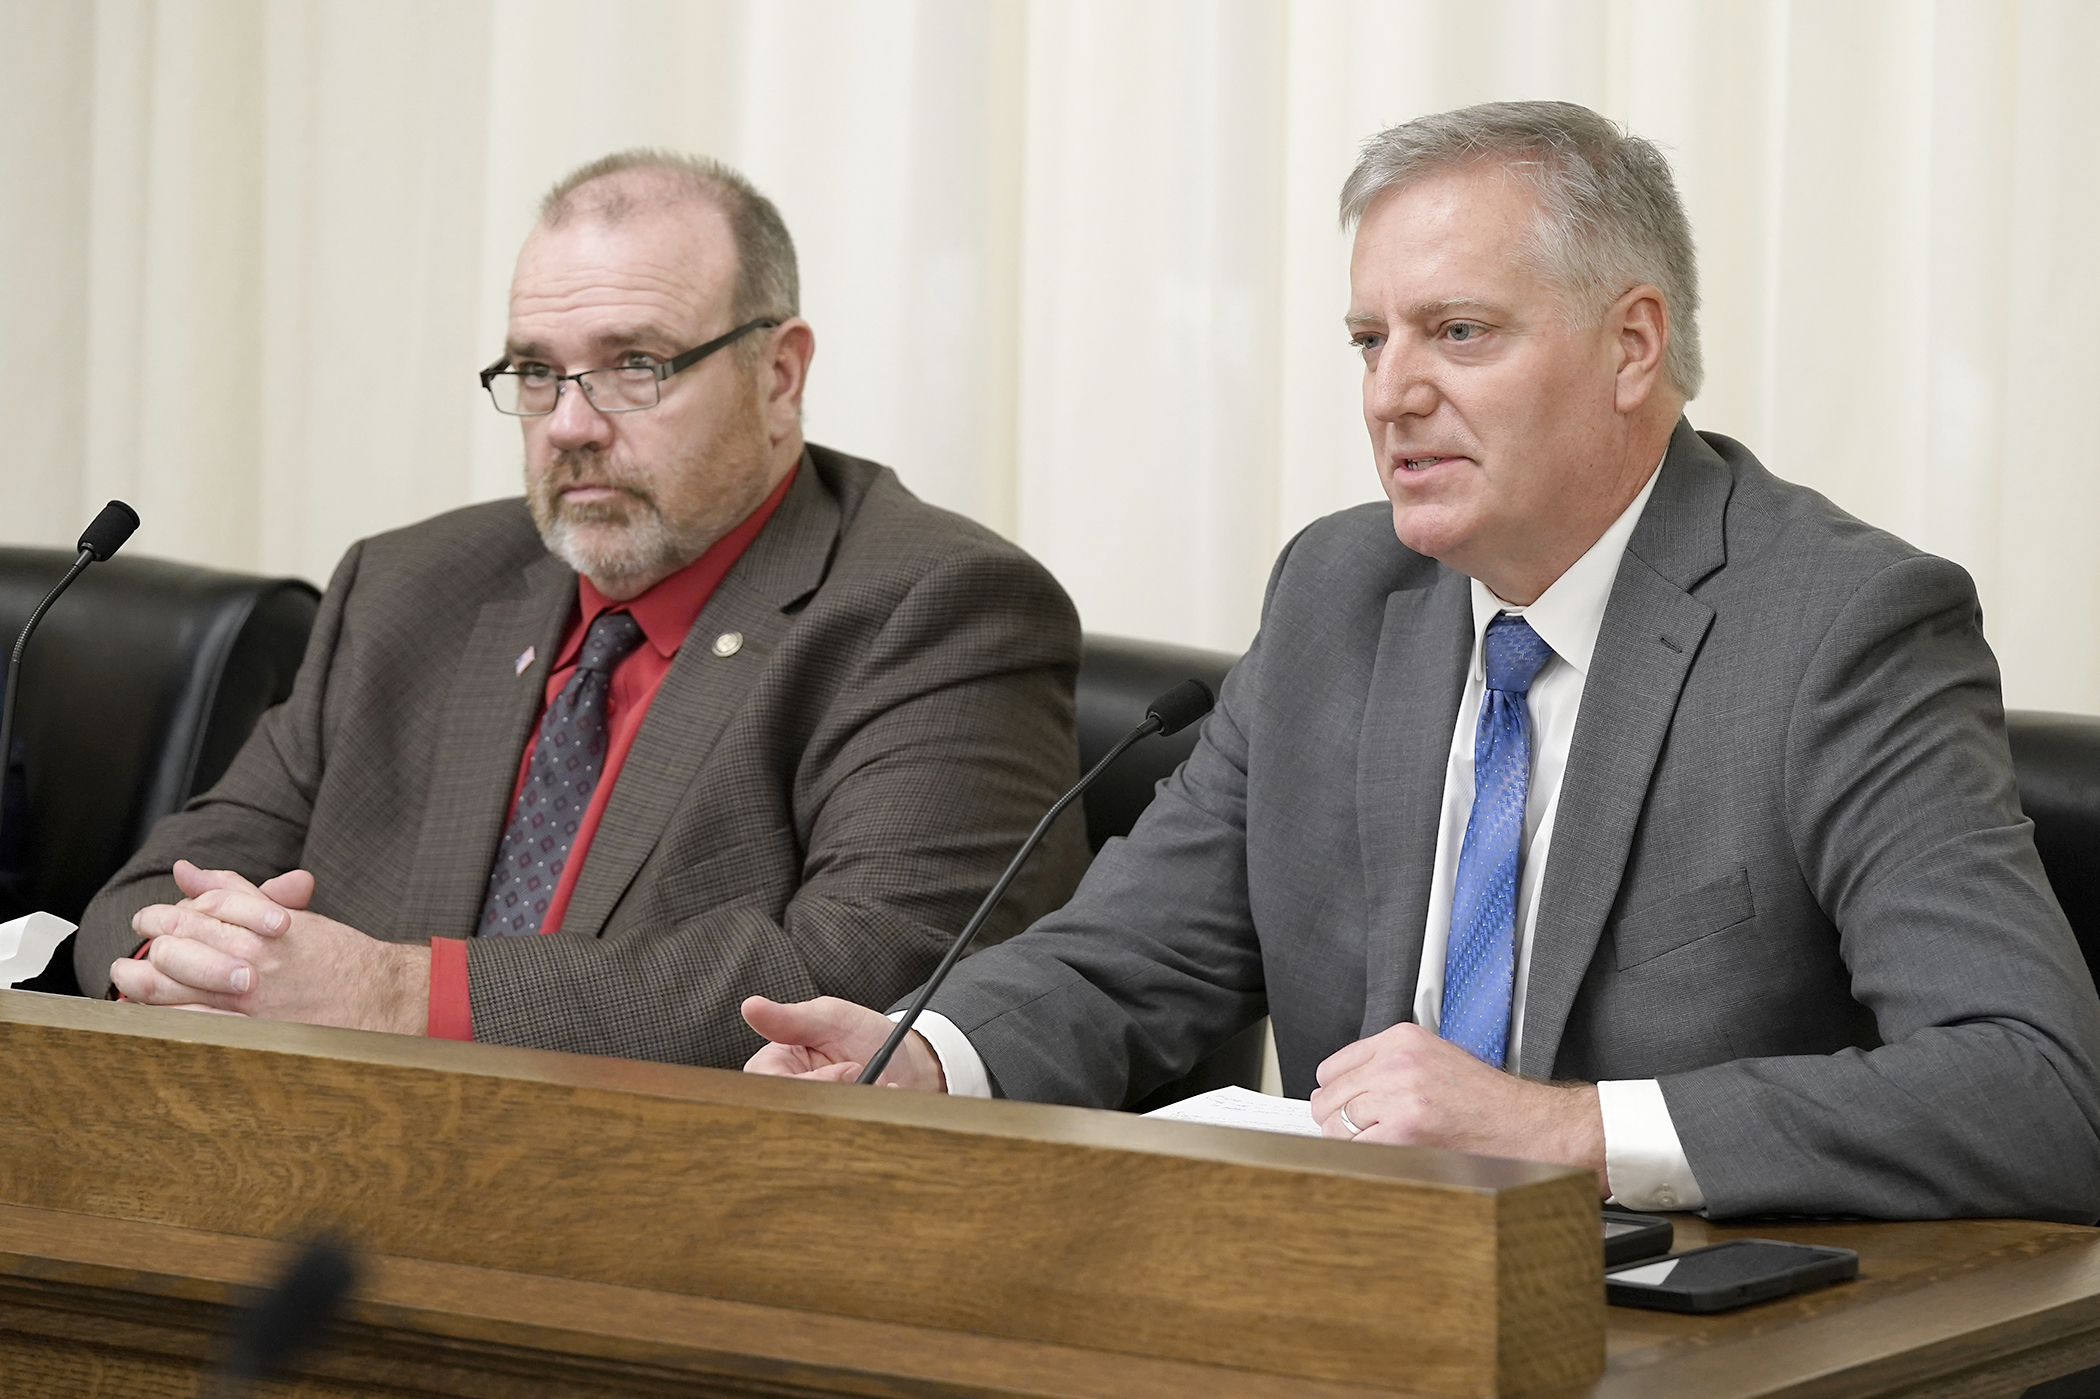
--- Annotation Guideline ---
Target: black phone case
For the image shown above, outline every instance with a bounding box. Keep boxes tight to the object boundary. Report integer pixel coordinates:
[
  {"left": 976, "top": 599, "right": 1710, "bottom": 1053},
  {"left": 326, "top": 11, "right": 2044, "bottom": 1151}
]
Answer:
[
  {"left": 1606, "top": 1239, "right": 1859, "bottom": 1313},
  {"left": 1601, "top": 1209, "right": 1674, "bottom": 1267}
]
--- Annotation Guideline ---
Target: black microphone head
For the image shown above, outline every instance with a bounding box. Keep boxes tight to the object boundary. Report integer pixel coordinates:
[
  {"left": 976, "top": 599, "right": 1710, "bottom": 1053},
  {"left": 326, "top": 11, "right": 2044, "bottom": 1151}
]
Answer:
[
  {"left": 224, "top": 1237, "right": 359, "bottom": 1381},
  {"left": 1146, "top": 678, "right": 1215, "bottom": 737},
  {"left": 77, "top": 500, "right": 140, "bottom": 561}
]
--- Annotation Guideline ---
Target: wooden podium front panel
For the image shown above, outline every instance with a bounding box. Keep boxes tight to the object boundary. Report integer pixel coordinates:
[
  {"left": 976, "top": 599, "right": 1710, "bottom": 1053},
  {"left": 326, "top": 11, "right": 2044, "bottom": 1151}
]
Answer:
[
  {"left": 0, "top": 994, "right": 1603, "bottom": 1396},
  {"left": 0, "top": 1203, "right": 1429, "bottom": 1399},
  {"left": 8, "top": 1204, "right": 2100, "bottom": 1398}
]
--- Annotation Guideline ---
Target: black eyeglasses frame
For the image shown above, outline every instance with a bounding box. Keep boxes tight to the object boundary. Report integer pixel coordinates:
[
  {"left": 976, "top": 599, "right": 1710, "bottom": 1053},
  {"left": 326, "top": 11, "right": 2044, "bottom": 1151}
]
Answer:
[{"left": 477, "top": 316, "right": 782, "bottom": 416}]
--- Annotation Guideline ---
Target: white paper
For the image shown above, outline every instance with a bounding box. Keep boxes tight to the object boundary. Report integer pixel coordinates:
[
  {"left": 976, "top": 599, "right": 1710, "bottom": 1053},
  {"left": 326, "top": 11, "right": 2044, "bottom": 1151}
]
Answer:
[
  {"left": 1608, "top": 1257, "right": 1680, "bottom": 1286},
  {"left": 1143, "top": 1085, "right": 1325, "bottom": 1138},
  {"left": 0, "top": 911, "right": 77, "bottom": 987}
]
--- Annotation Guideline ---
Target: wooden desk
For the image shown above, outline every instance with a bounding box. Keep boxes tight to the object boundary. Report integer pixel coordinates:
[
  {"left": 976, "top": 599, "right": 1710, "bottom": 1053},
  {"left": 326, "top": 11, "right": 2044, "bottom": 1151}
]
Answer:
[
  {"left": 1599, "top": 1215, "right": 2100, "bottom": 1398},
  {"left": 5, "top": 1206, "right": 2098, "bottom": 1398},
  {"left": 2, "top": 993, "right": 2097, "bottom": 1398}
]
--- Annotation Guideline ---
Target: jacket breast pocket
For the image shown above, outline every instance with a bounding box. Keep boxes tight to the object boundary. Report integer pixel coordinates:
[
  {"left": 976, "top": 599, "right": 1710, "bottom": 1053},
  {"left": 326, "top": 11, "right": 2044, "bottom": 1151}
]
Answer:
[{"left": 1611, "top": 868, "right": 1755, "bottom": 971}]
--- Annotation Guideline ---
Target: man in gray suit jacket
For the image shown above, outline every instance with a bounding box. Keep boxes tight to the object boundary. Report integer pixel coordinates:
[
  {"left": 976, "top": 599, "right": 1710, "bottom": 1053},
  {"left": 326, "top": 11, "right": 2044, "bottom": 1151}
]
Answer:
[
  {"left": 745, "top": 103, "right": 2100, "bottom": 1222},
  {"left": 80, "top": 151, "right": 1089, "bottom": 1068}
]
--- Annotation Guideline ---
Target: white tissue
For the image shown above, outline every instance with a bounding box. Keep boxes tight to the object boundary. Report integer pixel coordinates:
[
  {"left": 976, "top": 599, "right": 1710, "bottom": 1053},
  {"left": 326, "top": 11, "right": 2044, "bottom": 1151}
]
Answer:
[{"left": 0, "top": 911, "right": 77, "bottom": 987}]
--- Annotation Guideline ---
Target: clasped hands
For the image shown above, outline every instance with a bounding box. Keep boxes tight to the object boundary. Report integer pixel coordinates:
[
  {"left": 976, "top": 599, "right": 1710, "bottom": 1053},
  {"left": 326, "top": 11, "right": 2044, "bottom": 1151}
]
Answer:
[
  {"left": 743, "top": 997, "right": 1606, "bottom": 1190},
  {"left": 108, "top": 859, "right": 428, "bottom": 1035}
]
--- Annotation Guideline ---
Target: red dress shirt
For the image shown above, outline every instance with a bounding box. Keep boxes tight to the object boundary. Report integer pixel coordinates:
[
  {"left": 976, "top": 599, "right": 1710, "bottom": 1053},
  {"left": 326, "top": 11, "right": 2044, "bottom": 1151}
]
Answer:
[{"left": 427, "top": 466, "right": 797, "bottom": 1040}]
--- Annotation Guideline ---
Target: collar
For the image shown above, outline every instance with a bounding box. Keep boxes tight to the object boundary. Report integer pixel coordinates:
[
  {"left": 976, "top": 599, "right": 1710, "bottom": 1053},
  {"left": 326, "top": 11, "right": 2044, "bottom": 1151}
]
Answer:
[
  {"left": 1468, "top": 456, "right": 1664, "bottom": 677},
  {"left": 564, "top": 462, "right": 800, "bottom": 665}
]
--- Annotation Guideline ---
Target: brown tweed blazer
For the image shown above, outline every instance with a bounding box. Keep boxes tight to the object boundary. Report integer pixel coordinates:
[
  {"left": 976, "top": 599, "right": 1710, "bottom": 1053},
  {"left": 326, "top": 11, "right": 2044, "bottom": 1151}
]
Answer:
[{"left": 75, "top": 445, "right": 1091, "bottom": 1067}]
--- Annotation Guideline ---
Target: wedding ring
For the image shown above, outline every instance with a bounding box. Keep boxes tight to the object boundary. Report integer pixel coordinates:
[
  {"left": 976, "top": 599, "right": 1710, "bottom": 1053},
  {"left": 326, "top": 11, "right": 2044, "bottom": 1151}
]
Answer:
[{"left": 1338, "top": 1102, "right": 1364, "bottom": 1136}]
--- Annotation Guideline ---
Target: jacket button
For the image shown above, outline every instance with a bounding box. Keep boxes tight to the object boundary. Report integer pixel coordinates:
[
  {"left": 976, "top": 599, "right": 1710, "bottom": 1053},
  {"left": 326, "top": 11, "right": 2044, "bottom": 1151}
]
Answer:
[{"left": 712, "top": 631, "right": 743, "bottom": 657}]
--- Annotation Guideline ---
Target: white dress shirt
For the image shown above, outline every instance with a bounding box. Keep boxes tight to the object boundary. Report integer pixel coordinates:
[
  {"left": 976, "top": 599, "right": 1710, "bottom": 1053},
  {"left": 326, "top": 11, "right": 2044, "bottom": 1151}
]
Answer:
[{"left": 913, "top": 459, "right": 1703, "bottom": 1210}]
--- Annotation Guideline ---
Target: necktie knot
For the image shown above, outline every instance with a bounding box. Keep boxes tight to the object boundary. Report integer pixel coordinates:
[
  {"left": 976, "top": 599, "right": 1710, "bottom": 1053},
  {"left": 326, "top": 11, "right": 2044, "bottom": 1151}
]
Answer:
[
  {"left": 1483, "top": 614, "right": 1553, "bottom": 695},
  {"left": 577, "top": 611, "right": 644, "bottom": 675}
]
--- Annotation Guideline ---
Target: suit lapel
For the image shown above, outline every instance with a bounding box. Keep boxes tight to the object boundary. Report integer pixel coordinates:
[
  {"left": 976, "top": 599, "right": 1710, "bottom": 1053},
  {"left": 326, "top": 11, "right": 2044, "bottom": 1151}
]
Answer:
[
  {"left": 558, "top": 459, "right": 841, "bottom": 938},
  {"left": 401, "top": 553, "right": 575, "bottom": 938},
  {"left": 1516, "top": 422, "right": 1730, "bottom": 1076},
  {"left": 1357, "top": 569, "right": 1473, "bottom": 1037}
]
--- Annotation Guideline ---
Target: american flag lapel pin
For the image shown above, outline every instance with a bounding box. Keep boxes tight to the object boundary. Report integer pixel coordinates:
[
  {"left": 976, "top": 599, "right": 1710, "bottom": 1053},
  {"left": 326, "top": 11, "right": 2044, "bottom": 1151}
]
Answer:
[{"left": 515, "top": 646, "right": 536, "bottom": 676}]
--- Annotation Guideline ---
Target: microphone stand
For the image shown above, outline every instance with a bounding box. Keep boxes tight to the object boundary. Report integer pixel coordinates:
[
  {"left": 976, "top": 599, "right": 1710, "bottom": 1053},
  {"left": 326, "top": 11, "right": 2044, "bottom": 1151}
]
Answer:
[
  {"left": 0, "top": 501, "right": 140, "bottom": 858},
  {"left": 0, "top": 546, "right": 96, "bottom": 855}
]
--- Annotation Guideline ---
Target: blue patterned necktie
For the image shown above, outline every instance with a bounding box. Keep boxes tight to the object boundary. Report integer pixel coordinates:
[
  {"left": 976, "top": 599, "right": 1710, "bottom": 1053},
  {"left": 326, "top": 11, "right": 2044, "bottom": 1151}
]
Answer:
[
  {"left": 1440, "top": 613, "right": 1556, "bottom": 1068},
  {"left": 479, "top": 610, "right": 645, "bottom": 937}
]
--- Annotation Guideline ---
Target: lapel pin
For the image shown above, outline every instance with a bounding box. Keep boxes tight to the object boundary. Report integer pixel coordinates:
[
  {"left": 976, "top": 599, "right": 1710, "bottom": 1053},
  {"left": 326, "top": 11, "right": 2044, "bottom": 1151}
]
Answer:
[
  {"left": 711, "top": 631, "right": 743, "bottom": 658},
  {"left": 515, "top": 646, "right": 536, "bottom": 676}
]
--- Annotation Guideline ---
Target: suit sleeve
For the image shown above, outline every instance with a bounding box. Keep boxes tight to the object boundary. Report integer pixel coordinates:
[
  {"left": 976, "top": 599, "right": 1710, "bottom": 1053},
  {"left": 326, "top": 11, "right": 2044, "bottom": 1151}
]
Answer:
[
  {"left": 1662, "top": 553, "right": 2100, "bottom": 1222},
  {"left": 905, "top": 543, "right": 1312, "bottom": 1109},
  {"left": 455, "top": 549, "right": 1094, "bottom": 1068},
  {"left": 71, "top": 544, "right": 359, "bottom": 994}
]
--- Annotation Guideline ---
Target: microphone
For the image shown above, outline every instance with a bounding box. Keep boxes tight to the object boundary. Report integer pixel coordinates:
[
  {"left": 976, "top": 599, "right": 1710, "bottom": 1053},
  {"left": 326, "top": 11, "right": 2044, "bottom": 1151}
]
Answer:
[
  {"left": 77, "top": 499, "right": 141, "bottom": 561},
  {"left": 207, "top": 1237, "right": 359, "bottom": 1396},
  {"left": 858, "top": 677, "right": 1216, "bottom": 1085},
  {"left": 0, "top": 502, "right": 141, "bottom": 853}
]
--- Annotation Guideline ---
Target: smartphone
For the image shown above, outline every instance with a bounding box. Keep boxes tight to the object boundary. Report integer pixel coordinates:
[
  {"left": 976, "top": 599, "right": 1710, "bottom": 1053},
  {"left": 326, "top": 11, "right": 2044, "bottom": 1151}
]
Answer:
[
  {"left": 1601, "top": 1209, "right": 1674, "bottom": 1267},
  {"left": 1606, "top": 1239, "right": 1858, "bottom": 1313}
]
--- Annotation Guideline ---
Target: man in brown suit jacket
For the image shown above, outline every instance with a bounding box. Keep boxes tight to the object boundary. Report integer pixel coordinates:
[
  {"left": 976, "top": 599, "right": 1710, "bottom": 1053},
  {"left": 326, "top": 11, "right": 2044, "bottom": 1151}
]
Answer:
[{"left": 77, "top": 152, "right": 1088, "bottom": 1068}]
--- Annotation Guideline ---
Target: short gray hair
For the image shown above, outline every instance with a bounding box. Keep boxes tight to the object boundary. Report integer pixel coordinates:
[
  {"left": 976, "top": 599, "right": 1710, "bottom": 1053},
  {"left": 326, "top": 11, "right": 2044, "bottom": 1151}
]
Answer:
[
  {"left": 539, "top": 149, "right": 799, "bottom": 336},
  {"left": 1339, "top": 101, "right": 1702, "bottom": 400}
]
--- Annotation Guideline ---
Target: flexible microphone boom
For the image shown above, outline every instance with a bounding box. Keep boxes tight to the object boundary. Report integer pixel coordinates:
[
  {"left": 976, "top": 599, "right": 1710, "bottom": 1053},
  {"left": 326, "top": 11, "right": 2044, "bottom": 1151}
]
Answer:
[
  {"left": 858, "top": 677, "right": 1217, "bottom": 1085},
  {"left": 0, "top": 501, "right": 140, "bottom": 854}
]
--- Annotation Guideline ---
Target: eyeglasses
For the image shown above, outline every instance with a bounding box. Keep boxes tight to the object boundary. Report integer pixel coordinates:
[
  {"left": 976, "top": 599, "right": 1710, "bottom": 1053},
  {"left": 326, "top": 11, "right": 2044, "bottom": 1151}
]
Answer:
[{"left": 478, "top": 317, "right": 780, "bottom": 416}]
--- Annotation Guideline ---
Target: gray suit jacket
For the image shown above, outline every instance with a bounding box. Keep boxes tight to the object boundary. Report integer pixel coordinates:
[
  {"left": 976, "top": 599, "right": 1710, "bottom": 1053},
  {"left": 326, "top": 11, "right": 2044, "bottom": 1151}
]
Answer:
[
  {"left": 927, "top": 422, "right": 2100, "bottom": 1222},
  {"left": 78, "top": 445, "right": 1091, "bottom": 1068}
]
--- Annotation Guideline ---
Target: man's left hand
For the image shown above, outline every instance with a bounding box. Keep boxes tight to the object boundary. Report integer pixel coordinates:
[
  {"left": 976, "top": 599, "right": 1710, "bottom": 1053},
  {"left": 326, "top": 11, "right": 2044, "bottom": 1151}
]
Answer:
[
  {"left": 110, "top": 860, "right": 429, "bottom": 1035},
  {"left": 1309, "top": 1022, "right": 1609, "bottom": 1194}
]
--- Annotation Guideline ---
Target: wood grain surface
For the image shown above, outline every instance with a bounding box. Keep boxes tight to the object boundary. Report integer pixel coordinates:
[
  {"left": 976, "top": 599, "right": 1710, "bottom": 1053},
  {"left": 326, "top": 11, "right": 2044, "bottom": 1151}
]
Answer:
[
  {"left": 1590, "top": 1215, "right": 2100, "bottom": 1399},
  {"left": 19, "top": 996, "right": 2091, "bottom": 1398},
  {"left": 0, "top": 1202, "right": 1441, "bottom": 1398},
  {"left": 6, "top": 1201, "right": 2100, "bottom": 1398},
  {"left": 0, "top": 993, "right": 1602, "bottom": 1396}
]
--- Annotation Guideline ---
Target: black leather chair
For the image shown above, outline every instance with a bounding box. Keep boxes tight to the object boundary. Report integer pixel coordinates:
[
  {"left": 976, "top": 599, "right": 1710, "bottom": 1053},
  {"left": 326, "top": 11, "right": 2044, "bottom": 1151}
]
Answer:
[
  {"left": 1075, "top": 634, "right": 1266, "bottom": 1108},
  {"left": 1075, "top": 634, "right": 1237, "bottom": 855},
  {"left": 2007, "top": 716, "right": 2100, "bottom": 1399},
  {"left": 2006, "top": 710, "right": 2100, "bottom": 979},
  {"left": 0, "top": 548, "right": 319, "bottom": 994}
]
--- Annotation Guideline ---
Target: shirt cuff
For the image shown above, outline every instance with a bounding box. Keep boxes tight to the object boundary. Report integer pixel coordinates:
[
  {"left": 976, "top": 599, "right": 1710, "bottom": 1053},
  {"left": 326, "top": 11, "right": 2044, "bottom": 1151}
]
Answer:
[
  {"left": 427, "top": 937, "right": 472, "bottom": 1041},
  {"left": 890, "top": 1009, "right": 989, "bottom": 1097},
  {"left": 108, "top": 938, "right": 153, "bottom": 1000},
  {"left": 1597, "top": 1078, "right": 1705, "bottom": 1211}
]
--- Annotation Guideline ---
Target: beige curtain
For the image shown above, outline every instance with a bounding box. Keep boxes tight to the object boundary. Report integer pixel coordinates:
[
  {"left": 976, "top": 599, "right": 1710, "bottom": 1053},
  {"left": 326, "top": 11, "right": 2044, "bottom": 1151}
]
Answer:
[{"left": 5, "top": 0, "right": 2096, "bottom": 709}]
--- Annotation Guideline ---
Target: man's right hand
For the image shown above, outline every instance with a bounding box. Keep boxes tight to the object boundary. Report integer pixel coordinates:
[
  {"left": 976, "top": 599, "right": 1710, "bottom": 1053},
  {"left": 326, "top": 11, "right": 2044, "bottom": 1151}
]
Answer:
[{"left": 741, "top": 995, "right": 947, "bottom": 1092}]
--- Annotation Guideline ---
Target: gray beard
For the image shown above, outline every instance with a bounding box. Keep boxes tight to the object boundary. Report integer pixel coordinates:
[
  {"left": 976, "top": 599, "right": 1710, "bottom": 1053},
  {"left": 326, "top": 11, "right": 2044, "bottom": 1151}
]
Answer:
[
  {"left": 524, "top": 378, "right": 773, "bottom": 593},
  {"left": 529, "top": 476, "right": 701, "bottom": 593}
]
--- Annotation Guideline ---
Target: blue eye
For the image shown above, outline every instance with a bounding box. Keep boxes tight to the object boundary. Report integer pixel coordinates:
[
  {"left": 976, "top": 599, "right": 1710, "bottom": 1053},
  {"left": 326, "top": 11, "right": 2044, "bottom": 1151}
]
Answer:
[{"left": 1446, "top": 322, "right": 1483, "bottom": 342}]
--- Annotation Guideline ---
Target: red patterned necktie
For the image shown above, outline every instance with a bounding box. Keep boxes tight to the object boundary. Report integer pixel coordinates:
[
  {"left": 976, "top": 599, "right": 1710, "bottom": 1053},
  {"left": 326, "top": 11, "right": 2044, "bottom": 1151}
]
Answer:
[{"left": 478, "top": 611, "right": 645, "bottom": 937}]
